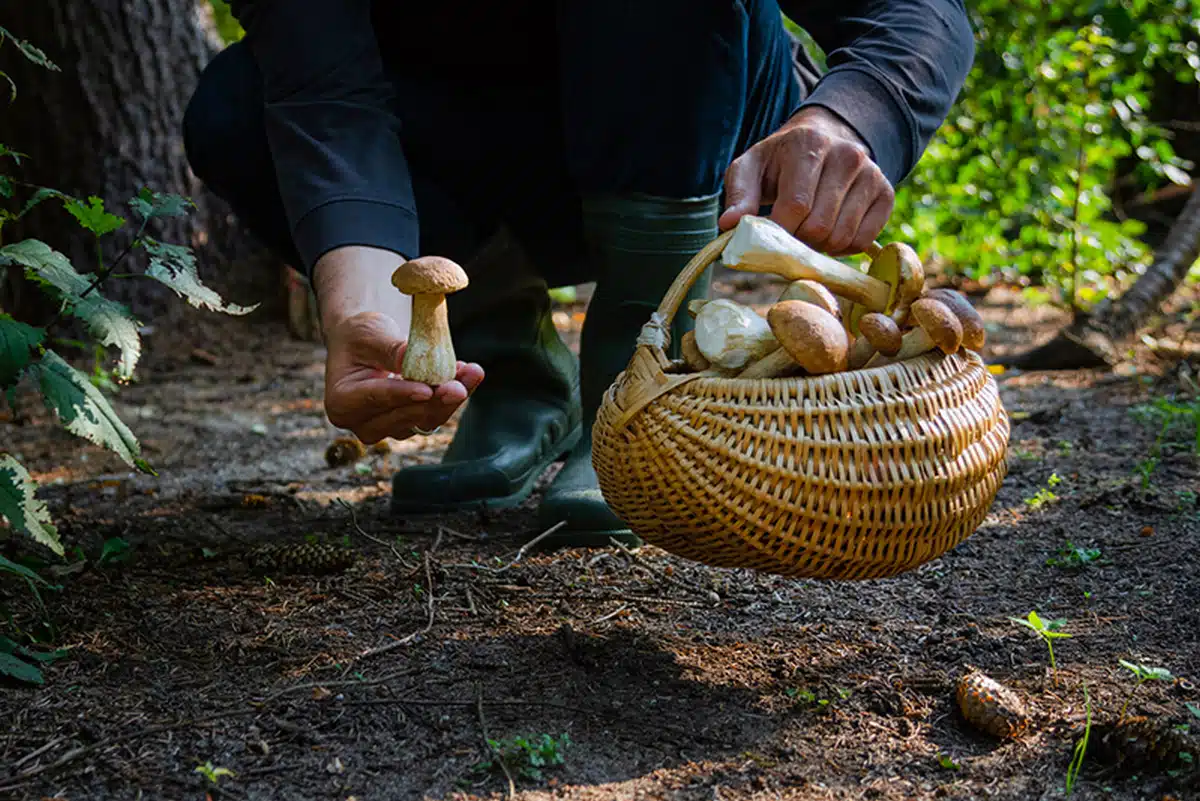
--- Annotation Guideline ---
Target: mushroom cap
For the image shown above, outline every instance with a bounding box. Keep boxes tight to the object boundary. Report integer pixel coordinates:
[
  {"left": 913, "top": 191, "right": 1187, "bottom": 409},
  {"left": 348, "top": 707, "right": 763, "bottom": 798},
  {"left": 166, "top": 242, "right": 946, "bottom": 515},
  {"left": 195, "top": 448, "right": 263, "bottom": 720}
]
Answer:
[
  {"left": 850, "top": 242, "right": 924, "bottom": 334},
  {"left": 391, "top": 256, "right": 469, "bottom": 295},
  {"left": 766, "top": 300, "right": 849, "bottom": 375},
  {"left": 858, "top": 312, "right": 903, "bottom": 357},
  {"left": 778, "top": 279, "right": 841, "bottom": 318},
  {"left": 910, "top": 297, "right": 963, "bottom": 354},
  {"left": 925, "top": 288, "right": 986, "bottom": 352}
]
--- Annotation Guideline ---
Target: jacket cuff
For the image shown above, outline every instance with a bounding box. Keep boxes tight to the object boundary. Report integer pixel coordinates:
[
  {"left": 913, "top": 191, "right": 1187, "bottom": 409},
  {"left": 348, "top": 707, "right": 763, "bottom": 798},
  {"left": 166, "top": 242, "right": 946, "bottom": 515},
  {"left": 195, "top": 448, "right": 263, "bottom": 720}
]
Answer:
[
  {"left": 293, "top": 199, "right": 419, "bottom": 278},
  {"left": 794, "top": 66, "right": 917, "bottom": 186}
]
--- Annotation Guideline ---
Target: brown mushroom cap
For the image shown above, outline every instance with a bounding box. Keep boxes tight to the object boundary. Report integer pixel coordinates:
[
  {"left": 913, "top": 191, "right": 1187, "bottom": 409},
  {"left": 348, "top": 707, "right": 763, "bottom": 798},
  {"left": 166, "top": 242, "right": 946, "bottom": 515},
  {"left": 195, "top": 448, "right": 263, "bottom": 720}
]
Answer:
[
  {"left": 910, "top": 297, "right": 963, "bottom": 354},
  {"left": 925, "top": 288, "right": 986, "bottom": 352},
  {"left": 858, "top": 312, "right": 903, "bottom": 357},
  {"left": 778, "top": 279, "right": 841, "bottom": 318},
  {"left": 851, "top": 242, "right": 925, "bottom": 333},
  {"left": 391, "top": 256, "right": 469, "bottom": 295},
  {"left": 766, "top": 300, "right": 849, "bottom": 375}
]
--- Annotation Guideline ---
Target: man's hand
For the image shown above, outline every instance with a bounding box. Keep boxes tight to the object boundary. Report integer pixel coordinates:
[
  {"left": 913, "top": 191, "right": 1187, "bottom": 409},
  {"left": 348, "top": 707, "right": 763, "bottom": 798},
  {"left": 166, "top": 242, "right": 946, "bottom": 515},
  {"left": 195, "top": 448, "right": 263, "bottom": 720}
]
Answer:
[
  {"left": 323, "top": 311, "right": 483, "bottom": 444},
  {"left": 313, "top": 245, "right": 484, "bottom": 444},
  {"left": 719, "top": 106, "right": 894, "bottom": 256}
]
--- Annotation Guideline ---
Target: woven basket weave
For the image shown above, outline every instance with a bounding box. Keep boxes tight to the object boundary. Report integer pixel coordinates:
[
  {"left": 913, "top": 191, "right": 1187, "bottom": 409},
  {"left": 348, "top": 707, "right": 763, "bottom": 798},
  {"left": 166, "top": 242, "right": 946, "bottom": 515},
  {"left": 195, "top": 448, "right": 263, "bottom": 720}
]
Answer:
[{"left": 592, "top": 230, "right": 1011, "bottom": 581}]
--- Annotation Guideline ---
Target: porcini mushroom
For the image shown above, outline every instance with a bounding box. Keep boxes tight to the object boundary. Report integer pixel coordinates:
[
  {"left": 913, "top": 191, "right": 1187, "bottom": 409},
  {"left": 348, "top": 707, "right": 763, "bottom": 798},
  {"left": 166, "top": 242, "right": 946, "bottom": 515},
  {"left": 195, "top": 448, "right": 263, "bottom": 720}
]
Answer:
[
  {"left": 693, "top": 299, "right": 780, "bottom": 370},
  {"left": 680, "top": 330, "right": 711, "bottom": 372},
  {"left": 777, "top": 279, "right": 841, "bottom": 318},
  {"left": 722, "top": 216, "right": 891, "bottom": 312},
  {"left": 687, "top": 299, "right": 709, "bottom": 319},
  {"left": 849, "top": 242, "right": 925, "bottom": 335},
  {"left": 848, "top": 312, "right": 903, "bottom": 369},
  {"left": 872, "top": 297, "right": 963, "bottom": 365},
  {"left": 391, "top": 256, "right": 470, "bottom": 385},
  {"left": 737, "top": 300, "right": 849, "bottom": 379},
  {"left": 925, "top": 288, "right": 986, "bottom": 352}
]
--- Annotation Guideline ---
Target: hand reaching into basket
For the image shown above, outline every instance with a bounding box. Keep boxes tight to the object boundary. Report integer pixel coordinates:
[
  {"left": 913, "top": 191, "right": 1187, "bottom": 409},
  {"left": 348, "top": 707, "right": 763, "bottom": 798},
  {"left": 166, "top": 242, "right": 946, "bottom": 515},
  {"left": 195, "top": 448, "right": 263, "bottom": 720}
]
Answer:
[{"left": 719, "top": 106, "right": 894, "bottom": 258}]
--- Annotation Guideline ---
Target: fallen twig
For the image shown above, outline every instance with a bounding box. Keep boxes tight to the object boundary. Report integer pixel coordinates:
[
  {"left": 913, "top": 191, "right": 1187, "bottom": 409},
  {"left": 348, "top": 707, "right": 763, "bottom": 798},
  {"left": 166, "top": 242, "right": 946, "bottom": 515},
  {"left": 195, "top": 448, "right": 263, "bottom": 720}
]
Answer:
[
  {"left": 257, "top": 667, "right": 419, "bottom": 705},
  {"left": 8, "top": 735, "right": 67, "bottom": 773},
  {"left": 609, "top": 537, "right": 719, "bottom": 603},
  {"left": 476, "top": 687, "right": 516, "bottom": 799},
  {"left": 335, "top": 498, "right": 415, "bottom": 568},
  {"left": 348, "top": 550, "right": 438, "bottom": 667},
  {"left": 443, "top": 521, "right": 566, "bottom": 574}
]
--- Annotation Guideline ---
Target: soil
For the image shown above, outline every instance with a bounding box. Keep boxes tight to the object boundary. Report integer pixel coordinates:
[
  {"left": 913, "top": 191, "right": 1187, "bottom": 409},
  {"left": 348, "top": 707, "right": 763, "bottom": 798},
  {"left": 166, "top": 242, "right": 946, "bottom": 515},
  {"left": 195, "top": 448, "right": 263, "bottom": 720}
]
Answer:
[{"left": 2, "top": 267, "right": 1199, "bottom": 801}]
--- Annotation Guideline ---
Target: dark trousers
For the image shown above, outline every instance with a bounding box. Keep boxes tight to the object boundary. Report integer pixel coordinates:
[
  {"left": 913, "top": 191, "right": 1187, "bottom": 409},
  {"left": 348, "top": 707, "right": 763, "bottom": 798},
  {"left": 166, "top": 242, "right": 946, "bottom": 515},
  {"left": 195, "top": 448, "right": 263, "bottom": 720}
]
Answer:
[{"left": 184, "top": 1, "right": 813, "bottom": 287}]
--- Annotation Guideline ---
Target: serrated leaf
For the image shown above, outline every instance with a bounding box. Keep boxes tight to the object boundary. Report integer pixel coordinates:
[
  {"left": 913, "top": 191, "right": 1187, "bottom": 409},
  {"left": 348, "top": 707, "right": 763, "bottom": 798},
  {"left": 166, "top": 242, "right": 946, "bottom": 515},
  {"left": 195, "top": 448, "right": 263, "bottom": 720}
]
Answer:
[
  {"left": 129, "top": 188, "right": 193, "bottom": 221},
  {"left": 0, "top": 26, "right": 59, "bottom": 70},
  {"left": 19, "top": 187, "right": 66, "bottom": 219},
  {"left": 0, "top": 651, "right": 43, "bottom": 684},
  {"left": 0, "top": 553, "right": 53, "bottom": 587},
  {"left": 0, "top": 313, "right": 43, "bottom": 388},
  {"left": 63, "top": 196, "right": 124, "bottom": 237},
  {"left": 143, "top": 238, "right": 258, "bottom": 316},
  {"left": 32, "top": 351, "right": 145, "bottom": 472},
  {"left": 0, "top": 453, "right": 61, "bottom": 554},
  {"left": 0, "top": 239, "right": 141, "bottom": 378}
]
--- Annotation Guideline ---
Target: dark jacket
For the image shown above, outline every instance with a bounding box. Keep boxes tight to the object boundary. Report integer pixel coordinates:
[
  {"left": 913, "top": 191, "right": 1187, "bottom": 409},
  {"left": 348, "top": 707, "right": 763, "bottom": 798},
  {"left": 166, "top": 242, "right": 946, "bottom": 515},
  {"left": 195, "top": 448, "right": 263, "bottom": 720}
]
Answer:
[{"left": 228, "top": 1, "right": 975, "bottom": 273}]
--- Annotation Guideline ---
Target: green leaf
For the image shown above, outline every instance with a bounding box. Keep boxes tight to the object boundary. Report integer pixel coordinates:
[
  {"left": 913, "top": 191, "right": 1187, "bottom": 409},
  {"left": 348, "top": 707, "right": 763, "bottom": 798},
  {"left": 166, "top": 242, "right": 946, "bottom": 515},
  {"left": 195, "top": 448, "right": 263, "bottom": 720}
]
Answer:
[
  {"left": 63, "top": 196, "right": 125, "bottom": 237},
  {"left": 0, "top": 175, "right": 13, "bottom": 199},
  {"left": 19, "top": 187, "right": 66, "bottom": 219},
  {"left": 143, "top": 238, "right": 258, "bottom": 316},
  {"left": 1028, "top": 610, "right": 1044, "bottom": 630},
  {"left": 1187, "top": 702, "right": 1200, "bottom": 720},
  {"left": 0, "top": 553, "right": 53, "bottom": 587},
  {"left": 0, "top": 26, "right": 60, "bottom": 71},
  {"left": 0, "top": 239, "right": 141, "bottom": 378},
  {"left": 0, "top": 313, "right": 43, "bottom": 388},
  {"left": 1, "top": 70, "right": 14, "bottom": 102},
  {"left": 0, "top": 651, "right": 44, "bottom": 684},
  {"left": 31, "top": 351, "right": 148, "bottom": 473},
  {"left": 128, "top": 188, "right": 193, "bottom": 221},
  {"left": 0, "top": 453, "right": 61, "bottom": 555}
]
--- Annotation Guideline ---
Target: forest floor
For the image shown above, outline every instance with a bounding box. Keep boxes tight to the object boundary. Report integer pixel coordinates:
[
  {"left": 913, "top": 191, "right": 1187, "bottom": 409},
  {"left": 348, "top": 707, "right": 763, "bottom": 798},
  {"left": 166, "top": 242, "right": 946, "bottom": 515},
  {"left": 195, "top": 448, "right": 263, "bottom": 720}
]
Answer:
[{"left": 2, "top": 266, "right": 1199, "bottom": 801}]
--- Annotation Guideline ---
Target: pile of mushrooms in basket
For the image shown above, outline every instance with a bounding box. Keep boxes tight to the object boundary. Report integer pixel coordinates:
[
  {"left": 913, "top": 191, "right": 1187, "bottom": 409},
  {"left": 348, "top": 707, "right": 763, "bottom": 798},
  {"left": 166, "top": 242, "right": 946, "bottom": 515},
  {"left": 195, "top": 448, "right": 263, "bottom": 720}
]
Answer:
[{"left": 680, "top": 216, "right": 985, "bottom": 378}]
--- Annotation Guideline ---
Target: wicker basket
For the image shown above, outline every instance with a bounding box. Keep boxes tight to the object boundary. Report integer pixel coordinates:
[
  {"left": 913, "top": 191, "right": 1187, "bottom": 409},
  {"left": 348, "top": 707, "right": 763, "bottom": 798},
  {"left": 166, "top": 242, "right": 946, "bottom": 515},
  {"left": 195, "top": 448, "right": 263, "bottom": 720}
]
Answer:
[{"left": 591, "top": 229, "right": 1011, "bottom": 581}]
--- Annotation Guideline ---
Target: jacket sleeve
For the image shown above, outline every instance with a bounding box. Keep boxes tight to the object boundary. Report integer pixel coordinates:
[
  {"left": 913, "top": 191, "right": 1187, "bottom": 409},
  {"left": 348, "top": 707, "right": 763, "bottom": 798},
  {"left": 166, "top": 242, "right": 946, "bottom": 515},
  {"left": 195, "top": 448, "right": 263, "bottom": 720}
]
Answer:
[
  {"left": 229, "top": 0, "right": 418, "bottom": 276},
  {"left": 781, "top": 0, "right": 975, "bottom": 185}
]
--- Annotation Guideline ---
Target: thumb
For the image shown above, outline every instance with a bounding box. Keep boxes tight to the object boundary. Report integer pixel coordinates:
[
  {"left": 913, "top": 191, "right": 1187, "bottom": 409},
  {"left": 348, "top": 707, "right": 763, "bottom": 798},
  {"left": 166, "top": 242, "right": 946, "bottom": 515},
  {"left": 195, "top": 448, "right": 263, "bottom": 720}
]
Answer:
[
  {"left": 719, "top": 150, "right": 764, "bottom": 231},
  {"left": 337, "top": 311, "right": 409, "bottom": 373}
]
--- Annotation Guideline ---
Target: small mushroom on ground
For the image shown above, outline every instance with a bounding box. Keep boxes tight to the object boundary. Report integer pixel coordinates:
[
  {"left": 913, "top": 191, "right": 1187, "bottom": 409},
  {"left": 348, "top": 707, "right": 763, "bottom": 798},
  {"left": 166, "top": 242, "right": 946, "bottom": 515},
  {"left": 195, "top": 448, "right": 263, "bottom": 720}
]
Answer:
[
  {"left": 391, "top": 256, "right": 470, "bottom": 385},
  {"left": 737, "top": 300, "right": 849, "bottom": 379},
  {"left": 693, "top": 299, "right": 780, "bottom": 370},
  {"left": 849, "top": 241, "right": 925, "bottom": 334},
  {"left": 777, "top": 279, "right": 841, "bottom": 318},
  {"left": 872, "top": 297, "right": 963, "bottom": 365},
  {"left": 848, "top": 312, "right": 903, "bottom": 369},
  {"left": 721, "top": 215, "right": 891, "bottom": 311},
  {"left": 680, "top": 330, "right": 711, "bottom": 371},
  {"left": 925, "top": 288, "right": 986, "bottom": 352}
]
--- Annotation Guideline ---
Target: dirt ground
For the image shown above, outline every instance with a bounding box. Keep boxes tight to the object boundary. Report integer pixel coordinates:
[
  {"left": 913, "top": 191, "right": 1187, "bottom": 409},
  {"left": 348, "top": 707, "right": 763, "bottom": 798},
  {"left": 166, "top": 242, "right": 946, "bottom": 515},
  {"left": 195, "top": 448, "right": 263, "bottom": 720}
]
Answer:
[{"left": 2, "top": 267, "right": 1199, "bottom": 801}]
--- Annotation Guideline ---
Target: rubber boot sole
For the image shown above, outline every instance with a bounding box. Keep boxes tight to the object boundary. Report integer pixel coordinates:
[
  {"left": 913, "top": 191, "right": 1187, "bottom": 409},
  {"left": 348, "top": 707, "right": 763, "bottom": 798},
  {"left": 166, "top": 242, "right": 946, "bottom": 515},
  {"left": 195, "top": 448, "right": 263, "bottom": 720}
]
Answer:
[{"left": 389, "top": 422, "right": 582, "bottom": 516}]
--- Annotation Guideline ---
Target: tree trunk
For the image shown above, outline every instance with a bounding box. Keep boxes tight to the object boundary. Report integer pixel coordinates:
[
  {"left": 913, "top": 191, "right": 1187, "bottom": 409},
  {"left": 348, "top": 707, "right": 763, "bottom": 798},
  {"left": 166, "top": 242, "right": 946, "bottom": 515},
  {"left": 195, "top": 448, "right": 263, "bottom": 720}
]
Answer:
[
  {"left": 1003, "top": 179, "right": 1200, "bottom": 370},
  {"left": 0, "top": 0, "right": 276, "bottom": 323}
]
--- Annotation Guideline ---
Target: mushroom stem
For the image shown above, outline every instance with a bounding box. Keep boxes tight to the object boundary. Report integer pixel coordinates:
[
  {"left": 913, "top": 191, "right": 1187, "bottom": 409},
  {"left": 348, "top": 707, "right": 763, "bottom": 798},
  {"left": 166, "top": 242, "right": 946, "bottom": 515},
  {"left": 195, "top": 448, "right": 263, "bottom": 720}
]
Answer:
[
  {"left": 737, "top": 347, "right": 803, "bottom": 379},
  {"left": 693, "top": 299, "right": 780, "bottom": 370},
  {"left": 870, "top": 327, "right": 938, "bottom": 366},
  {"left": 402, "top": 293, "right": 457, "bottom": 385},
  {"left": 848, "top": 336, "right": 877, "bottom": 370},
  {"left": 722, "top": 216, "right": 891, "bottom": 311}
]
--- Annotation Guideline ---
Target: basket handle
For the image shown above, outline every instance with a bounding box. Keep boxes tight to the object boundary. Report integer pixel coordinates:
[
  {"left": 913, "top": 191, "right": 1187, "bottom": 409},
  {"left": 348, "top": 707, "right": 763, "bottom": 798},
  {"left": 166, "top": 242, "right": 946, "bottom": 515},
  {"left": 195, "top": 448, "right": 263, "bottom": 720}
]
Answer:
[{"left": 644, "top": 231, "right": 884, "bottom": 344}]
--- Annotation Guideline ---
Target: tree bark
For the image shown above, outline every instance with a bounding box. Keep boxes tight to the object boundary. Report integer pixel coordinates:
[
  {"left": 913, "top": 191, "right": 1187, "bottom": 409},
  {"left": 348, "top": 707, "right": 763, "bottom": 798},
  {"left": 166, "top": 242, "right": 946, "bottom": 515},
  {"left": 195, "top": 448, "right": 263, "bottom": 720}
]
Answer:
[
  {"left": 1002, "top": 179, "right": 1200, "bottom": 370},
  {"left": 0, "top": 0, "right": 276, "bottom": 323}
]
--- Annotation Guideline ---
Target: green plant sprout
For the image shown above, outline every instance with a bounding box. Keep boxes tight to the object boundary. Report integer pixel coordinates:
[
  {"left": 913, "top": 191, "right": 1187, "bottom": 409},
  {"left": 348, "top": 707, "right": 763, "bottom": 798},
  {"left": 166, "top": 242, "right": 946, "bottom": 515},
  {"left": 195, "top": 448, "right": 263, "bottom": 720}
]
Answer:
[
  {"left": 937, "top": 753, "right": 962, "bottom": 771},
  {"left": 1025, "top": 473, "right": 1063, "bottom": 510},
  {"left": 194, "top": 761, "right": 236, "bottom": 785},
  {"left": 1065, "top": 682, "right": 1092, "bottom": 796},
  {"left": 1046, "top": 542, "right": 1103, "bottom": 570},
  {"left": 1010, "top": 610, "right": 1072, "bottom": 670},
  {"left": 1117, "top": 660, "right": 1174, "bottom": 721},
  {"left": 472, "top": 733, "right": 569, "bottom": 783}
]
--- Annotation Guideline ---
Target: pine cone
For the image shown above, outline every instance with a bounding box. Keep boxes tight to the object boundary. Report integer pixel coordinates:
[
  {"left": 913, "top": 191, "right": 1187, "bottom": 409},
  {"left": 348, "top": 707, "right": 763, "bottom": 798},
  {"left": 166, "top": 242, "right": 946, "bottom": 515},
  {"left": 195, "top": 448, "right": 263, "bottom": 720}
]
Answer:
[
  {"left": 956, "top": 670, "right": 1031, "bottom": 739},
  {"left": 246, "top": 542, "right": 357, "bottom": 575},
  {"left": 325, "top": 437, "right": 367, "bottom": 468},
  {"left": 1092, "top": 716, "right": 1199, "bottom": 774}
]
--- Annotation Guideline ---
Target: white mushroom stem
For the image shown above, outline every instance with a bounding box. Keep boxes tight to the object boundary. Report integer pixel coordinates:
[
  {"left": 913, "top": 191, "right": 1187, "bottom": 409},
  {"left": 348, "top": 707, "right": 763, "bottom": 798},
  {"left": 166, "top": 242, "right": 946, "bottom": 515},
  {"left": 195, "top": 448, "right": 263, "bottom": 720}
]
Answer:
[
  {"left": 722, "top": 216, "right": 891, "bottom": 312},
  {"left": 402, "top": 293, "right": 457, "bottom": 385},
  {"left": 871, "top": 327, "right": 937, "bottom": 365},
  {"left": 693, "top": 299, "right": 779, "bottom": 370},
  {"left": 737, "top": 347, "right": 803, "bottom": 379}
]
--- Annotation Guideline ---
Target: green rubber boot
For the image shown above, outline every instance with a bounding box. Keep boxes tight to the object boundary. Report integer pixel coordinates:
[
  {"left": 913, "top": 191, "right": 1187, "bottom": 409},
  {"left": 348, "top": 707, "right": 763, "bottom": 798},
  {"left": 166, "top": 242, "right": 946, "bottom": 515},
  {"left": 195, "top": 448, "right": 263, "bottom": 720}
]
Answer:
[
  {"left": 391, "top": 229, "right": 582, "bottom": 515},
  {"left": 535, "top": 193, "right": 719, "bottom": 548}
]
